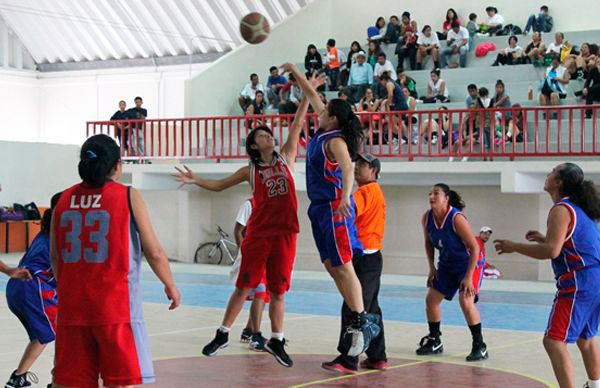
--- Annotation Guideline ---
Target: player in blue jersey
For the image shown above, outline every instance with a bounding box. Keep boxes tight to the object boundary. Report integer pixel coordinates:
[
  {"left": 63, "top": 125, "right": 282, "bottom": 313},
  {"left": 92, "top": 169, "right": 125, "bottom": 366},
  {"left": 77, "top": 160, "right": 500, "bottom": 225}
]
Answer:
[
  {"left": 281, "top": 63, "right": 380, "bottom": 358},
  {"left": 417, "top": 183, "right": 488, "bottom": 361},
  {"left": 4, "top": 193, "right": 60, "bottom": 388},
  {"left": 495, "top": 163, "right": 600, "bottom": 388}
]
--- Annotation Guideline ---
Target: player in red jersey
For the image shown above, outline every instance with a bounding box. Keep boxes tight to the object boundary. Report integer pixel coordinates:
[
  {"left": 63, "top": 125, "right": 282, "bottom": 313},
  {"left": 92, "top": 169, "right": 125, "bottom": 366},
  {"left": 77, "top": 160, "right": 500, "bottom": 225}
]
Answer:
[
  {"left": 51, "top": 134, "right": 181, "bottom": 387},
  {"left": 173, "top": 76, "right": 324, "bottom": 368}
]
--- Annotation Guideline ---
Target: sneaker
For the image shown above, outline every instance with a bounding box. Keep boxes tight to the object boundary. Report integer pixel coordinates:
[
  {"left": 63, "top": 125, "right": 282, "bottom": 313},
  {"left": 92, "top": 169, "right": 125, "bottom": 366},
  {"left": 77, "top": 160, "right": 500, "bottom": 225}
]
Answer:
[
  {"left": 347, "top": 313, "right": 382, "bottom": 357},
  {"left": 461, "top": 157, "right": 469, "bottom": 162},
  {"left": 466, "top": 342, "right": 489, "bottom": 361},
  {"left": 202, "top": 330, "right": 229, "bottom": 357},
  {"left": 360, "top": 358, "right": 388, "bottom": 370},
  {"left": 265, "top": 338, "right": 293, "bottom": 367},
  {"left": 416, "top": 335, "right": 443, "bottom": 355},
  {"left": 5, "top": 370, "right": 38, "bottom": 388},
  {"left": 448, "top": 157, "right": 455, "bottom": 162},
  {"left": 240, "top": 327, "right": 252, "bottom": 343},
  {"left": 321, "top": 357, "right": 358, "bottom": 374},
  {"left": 248, "top": 332, "right": 267, "bottom": 352}
]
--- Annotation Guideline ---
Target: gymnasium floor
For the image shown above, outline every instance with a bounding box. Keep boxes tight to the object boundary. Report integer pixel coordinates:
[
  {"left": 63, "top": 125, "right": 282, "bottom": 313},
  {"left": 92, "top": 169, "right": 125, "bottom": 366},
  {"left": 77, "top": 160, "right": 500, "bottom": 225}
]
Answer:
[{"left": 0, "top": 253, "right": 586, "bottom": 387}]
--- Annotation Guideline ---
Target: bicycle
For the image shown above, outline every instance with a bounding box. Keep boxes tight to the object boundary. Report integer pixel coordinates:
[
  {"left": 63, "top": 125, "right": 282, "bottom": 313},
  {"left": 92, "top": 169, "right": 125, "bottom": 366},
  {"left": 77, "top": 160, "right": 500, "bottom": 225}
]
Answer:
[{"left": 194, "top": 224, "right": 238, "bottom": 265}]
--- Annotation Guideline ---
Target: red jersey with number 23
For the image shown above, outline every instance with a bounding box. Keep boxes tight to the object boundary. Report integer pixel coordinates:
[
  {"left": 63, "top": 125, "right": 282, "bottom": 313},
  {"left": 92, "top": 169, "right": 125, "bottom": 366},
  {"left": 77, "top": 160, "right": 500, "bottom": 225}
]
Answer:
[
  {"left": 53, "top": 181, "right": 144, "bottom": 326},
  {"left": 245, "top": 153, "right": 299, "bottom": 238}
]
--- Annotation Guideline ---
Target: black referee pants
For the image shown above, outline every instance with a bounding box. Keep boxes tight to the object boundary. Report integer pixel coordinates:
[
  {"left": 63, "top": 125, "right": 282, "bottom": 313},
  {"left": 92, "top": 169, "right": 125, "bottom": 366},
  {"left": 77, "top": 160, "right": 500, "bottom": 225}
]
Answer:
[{"left": 336, "top": 251, "right": 386, "bottom": 368}]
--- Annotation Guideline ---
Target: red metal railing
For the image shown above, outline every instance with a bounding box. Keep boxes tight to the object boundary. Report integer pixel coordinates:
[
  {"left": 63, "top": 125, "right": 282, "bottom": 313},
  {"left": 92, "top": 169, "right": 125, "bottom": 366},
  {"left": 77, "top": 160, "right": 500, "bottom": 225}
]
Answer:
[{"left": 87, "top": 104, "right": 600, "bottom": 162}]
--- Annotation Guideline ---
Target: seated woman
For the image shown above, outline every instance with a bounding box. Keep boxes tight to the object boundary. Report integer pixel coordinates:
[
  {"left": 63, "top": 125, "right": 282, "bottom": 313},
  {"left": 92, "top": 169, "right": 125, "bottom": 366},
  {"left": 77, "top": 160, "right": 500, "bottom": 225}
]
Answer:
[
  {"left": 245, "top": 90, "right": 267, "bottom": 128},
  {"left": 492, "top": 36, "right": 523, "bottom": 66},
  {"left": 437, "top": 8, "right": 460, "bottom": 41},
  {"left": 358, "top": 88, "right": 383, "bottom": 144},
  {"left": 420, "top": 69, "right": 450, "bottom": 103},
  {"left": 521, "top": 32, "right": 546, "bottom": 66},
  {"left": 564, "top": 42, "right": 597, "bottom": 80},
  {"left": 539, "top": 55, "right": 569, "bottom": 114},
  {"left": 398, "top": 68, "right": 418, "bottom": 98},
  {"left": 507, "top": 103, "right": 525, "bottom": 143},
  {"left": 419, "top": 106, "right": 449, "bottom": 146}
]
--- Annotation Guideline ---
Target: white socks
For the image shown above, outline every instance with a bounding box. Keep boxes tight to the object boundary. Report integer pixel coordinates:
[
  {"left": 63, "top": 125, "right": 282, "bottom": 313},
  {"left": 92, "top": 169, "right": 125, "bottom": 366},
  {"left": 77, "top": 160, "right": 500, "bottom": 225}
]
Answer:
[
  {"left": 218, "top": 325, "right": 231, "bottom": 333},
  {"left": 588, "top": 379, "right": 600, "bottom": 388},
  {"left": 271, "top": 332, "right": 284, "bottom": 341}
]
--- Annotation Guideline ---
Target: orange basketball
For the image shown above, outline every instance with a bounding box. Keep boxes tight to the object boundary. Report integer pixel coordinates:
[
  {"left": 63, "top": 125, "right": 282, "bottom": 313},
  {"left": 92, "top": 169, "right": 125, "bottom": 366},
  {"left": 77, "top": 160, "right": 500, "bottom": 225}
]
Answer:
[{"left": 239, "top": 12, "right": 270, "bottom": 44}]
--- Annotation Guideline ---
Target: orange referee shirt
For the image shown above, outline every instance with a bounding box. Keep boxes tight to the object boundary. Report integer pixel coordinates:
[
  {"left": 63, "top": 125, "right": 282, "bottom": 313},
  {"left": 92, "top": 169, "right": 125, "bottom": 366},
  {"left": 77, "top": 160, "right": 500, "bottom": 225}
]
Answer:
[{"left": 353, "top": 182, "right": 386, "bottom": 251}]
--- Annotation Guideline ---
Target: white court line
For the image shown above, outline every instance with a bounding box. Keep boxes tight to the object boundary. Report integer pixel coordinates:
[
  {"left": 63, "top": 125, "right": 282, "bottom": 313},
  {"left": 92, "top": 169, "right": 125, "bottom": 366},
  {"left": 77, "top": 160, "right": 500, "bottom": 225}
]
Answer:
[{"left": 148, "top": 314, "right": 320, "bottom": 337}]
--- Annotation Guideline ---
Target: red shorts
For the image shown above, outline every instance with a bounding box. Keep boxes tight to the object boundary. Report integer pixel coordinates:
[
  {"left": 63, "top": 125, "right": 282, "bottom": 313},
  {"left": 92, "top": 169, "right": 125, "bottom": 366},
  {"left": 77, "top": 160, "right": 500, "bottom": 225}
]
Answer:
[
  {"left": 237, "top": 233, "right": 296, "bottom": 294},
  {"left": 54, "top": 322, "right": 155, "bottom": 387}
]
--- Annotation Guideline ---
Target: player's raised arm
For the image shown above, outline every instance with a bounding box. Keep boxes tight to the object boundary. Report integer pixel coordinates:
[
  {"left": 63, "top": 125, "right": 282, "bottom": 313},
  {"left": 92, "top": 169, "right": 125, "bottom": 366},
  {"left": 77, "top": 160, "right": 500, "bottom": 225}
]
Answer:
[
  {"left": 281, "top": 63, "right": 327, "bottom": 124},
  {"left": 173, "top": 165, "right": 249, "bottom": 192}
]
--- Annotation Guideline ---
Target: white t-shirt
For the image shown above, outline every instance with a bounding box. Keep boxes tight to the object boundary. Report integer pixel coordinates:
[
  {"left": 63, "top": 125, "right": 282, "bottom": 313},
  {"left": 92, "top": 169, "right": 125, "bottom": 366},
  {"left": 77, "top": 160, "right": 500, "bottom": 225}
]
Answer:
[
  {"left": 429, "top": 78, "right": 449, "bottom": 97},
  {"left": 240, "top": 82, "right": 265, "bottom": 99},
  {"left": 417, "top": 33, "right": 440, "bottom": 47},
  {"left": 505, "top": 45, "right": 523, "bottom": 54},
  {"left": 229, "top": 200, "right": 253, "bottom": 284},
  {"left": 487, "top": 14, "right": 505, "bottom": 25},
  {"left": 546, "top": 42, "right": 563, "bottom": 55},
  {"left": 446, "top": 27, "right": 469, "bottom": 48},
  {"left": 374, "top": 60, "right": 397, "bottom": 80}
]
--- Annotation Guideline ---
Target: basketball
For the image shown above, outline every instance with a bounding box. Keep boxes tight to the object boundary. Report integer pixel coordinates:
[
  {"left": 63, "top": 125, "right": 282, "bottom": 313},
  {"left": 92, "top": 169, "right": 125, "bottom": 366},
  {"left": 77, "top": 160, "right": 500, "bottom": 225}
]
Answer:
[{"left": 239, "top": 12, "right": 270, "bottom": 44}]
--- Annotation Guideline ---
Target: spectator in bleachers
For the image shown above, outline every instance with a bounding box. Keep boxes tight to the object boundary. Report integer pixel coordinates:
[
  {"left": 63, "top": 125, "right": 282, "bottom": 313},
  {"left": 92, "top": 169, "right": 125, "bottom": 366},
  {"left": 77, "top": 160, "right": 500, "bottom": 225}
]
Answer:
[
  {"left": 437, "top": 8, "right": 460, "bottom": 41},
  {"left": 367, "top": 40, "right": 383, "bottom": 69},
  {"left": 127, "top": 96, "right": 147, "bottom": 158},
  {"left": 459, "top": 84, "right": 479, "bottom": 145},
  {"left": 278, "top": 73, "right": 303, "bottom": 115},
  {"left": 245, "top": 90, "right": 267, "bottom": 128},
  {"left": 440, "top": 21, "right": 469, "bottom": 69},
  {"left": 379, "top": 72, "right": 408, "bottom": 143},
  {"left": 577, "top": 57, "right": 600, "bottom": 118},
  {"left": 492, "top": 36, "right": 523, "bottom": 66},
  {"left": 266, "top": 66, "right": 287, "bottom": 109},
  {"left": 382, "top": 15, "right": 401, "bottom": 44},
  {"left": 420, "top": 106, "right": 449, "bottom": 146},
  {"left": 347, "top": 51, "right": 373, "bottom": 104},
  {"left": 466, "top": 13, "right": 478, "bottom": 49},
  {"left": 507, "top": 103, "right": 525, "bottom": 143},
  {"left": 420, "top": 68, "right": 449, "bottom": 103},
  {"left": 375, "top": 17, "right": 387, "bottom": 39},
  {"left": 523, "top": 5, "right": 553, "bottom": 35},
  {"left": 374, "top": 53, "right": 396, "bottom": 98},
  {"left": 473, "top": 87, "right": 493, "bottom": 153},
  {"left": 304, "top": 44, "right": 323, "bottom": 78},
  {"left": 416, "top": 25, "right": 441, "bottom": 70},
  {"left": 337, "top": 88, "right": 351, "bottom": 105},
  {"left": 490, "top": 80, "right": 512, "bottom": 133},
  {"left": 545, "top": 32, "right": 564, "bottom": 56},
  {"left": 466, "top": 84, "right": 479, "bottom": 108},
  {"left": 324, "top": 38, "right": 342, "bottom": 91},
  {"left": 539, "top": 55, "right": 569, "bottom": 113},
  {"left": 479, "top": 6, "right": 504, "bottom": 36},
  {"left": 521, "top": 32, "right": 546, "bottom": 66},
  {"left": 565, "top": 43, "right": 596, "bottom": 80},
  {"left": 110, "top": 100, "right": 129, "bottom": 152},
  {"left": 397, "top": 69, "right": 418, "bottom": 98},
  {"left": 238, "top": 73, "right": 265, "bottom": 111},
  {"left": 359, "top": 88, "right": 382, "bottom": 114},
  {"left": 396, "top": 12, "right": 418, "bottom": 70},
  {"left": 341, "top": 41, "right": 363, "bottom": 86}
]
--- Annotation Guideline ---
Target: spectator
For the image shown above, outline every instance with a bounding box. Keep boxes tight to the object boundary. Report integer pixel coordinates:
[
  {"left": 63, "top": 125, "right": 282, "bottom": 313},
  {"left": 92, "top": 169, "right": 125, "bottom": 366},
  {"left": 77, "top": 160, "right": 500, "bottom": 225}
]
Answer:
[
  {"left": 278, "top": 73, "right": 303, "bottom": 115},
  {"left": 304, "top": 44, "right": 323, "bottom": 77},
  {"left": 577, "top": 57, "right": 600, "bottom": 118},
  {"left": 416, "top": 25, "right": 441, "bottom": 70},
  {"left": 374, "top": 52, "right": 396, "bottom": 98},
  {"left": 127, "top": 96, "right": 147, "bottom": 158},
  {"left": 367, "top": 40, "right": 383, "bottom": 69},
  {"left": 402, "top": 87, "right": 419, "bottom": 144},
  {"left": 420, "top": 68, "right": 449, "bottom": 103},
  {"left": 341, "top": 41, "right": 363, "bottom": 86},
  {"left": 375, "top": 17, "right": 387, "bottom": 38},
  {"left": 492, "top": 36, "right": 523, "bottom": 66},
  {"left": 419, "top": 106, "right": 449, "bottom": 145},
  {"left": 395, "top": 11, "right": 418, "bottom": 70},
  {"left": 539, "top": 55, "right": 569, "bottom": 111},
  {"left": 398, "top": 69, "right": 418, "bottom": 98},
  {"left": 359, "top": 88, "right": 382, "bottom": 114},
  {"left": 324, "top": 38, "right": 342, "bottom": 91},
  {"left": 440, "top": 21, "right": 469, "bottom": 68},
  {"left": 479, "top": 6, "right": 504, "bottom": 36},
  {"left": 245, "top": 90, "right": 267, "bottom": 128},
  {"left": 507, "top": 103, "right": 525, "bottom": 143},
  {"left": 473, "top": 87, "right": 493, "bottom": 153},
  {"left": 466, "top": 13, "right": 478, "bottom": 49},
  {"left": 437, "top": 8, "right": 460, "bottom": 41},
  {"left": 521, "top": 32, "right": 546, "bottom": 66},
  {"left": 239, "top": 73, "right": 265, "bottom": 111},
  {"left": 459, "top": 84, "right": 480, "bottom": 148},
  {"left": 379, "top": 72, "right": 408, "bottom": 143},
  {"left": 266, "top": 66, "right": 286, "bottom": 109},
  {"left": 466, "top": 83, "right": 479, "bottom": 108},
  {"left": 490, "top": 80, "right": 512, "bottom": 132},
  {"left": 523, "top": 5, "right": 553, "bottom": 34},
  {"left": 545, "top": 32, "right": 564, "bottom": 56},
  {"left": 347, "top": 51, "right": 374, "bottom": 104},
  {"left": 382, "top": 15, "right": 401, "bottom": 44},
  {"left": 565, "top": 43, "right": 597, "bottom": 80},
  {"left": 359, "top": 88, "right": 383, "bottom": 143},
  {"left": 110, "top": 100, "right": 129, "bottom": 152},
  {"left": 337, "top": 87, "right": 350, "bottom": 103}
]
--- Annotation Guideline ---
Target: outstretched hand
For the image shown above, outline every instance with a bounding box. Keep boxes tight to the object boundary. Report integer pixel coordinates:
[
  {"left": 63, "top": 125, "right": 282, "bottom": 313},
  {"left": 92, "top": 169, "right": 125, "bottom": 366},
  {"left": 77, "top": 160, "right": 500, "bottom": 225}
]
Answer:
[
  {"left": 494, "top": 239, "right": 516, "bottom": 254},
  {"left": 525, "top": 230, "right": 546, "bottom": 243},
  {"left": 280, "top": 62, "right": 297, "bottom": 74},
  {"left": 309, "top": 72, "right": 327, "bottom": 89},
  {"left": 172, "top": 166, "right": 196, "bottom": 188}
]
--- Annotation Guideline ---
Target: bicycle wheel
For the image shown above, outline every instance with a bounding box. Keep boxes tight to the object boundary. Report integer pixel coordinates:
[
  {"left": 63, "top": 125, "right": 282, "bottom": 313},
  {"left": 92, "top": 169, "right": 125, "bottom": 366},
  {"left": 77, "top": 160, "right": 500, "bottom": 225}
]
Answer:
[{"left": 194, "top": 243, "right": 223, "bottom": 265}]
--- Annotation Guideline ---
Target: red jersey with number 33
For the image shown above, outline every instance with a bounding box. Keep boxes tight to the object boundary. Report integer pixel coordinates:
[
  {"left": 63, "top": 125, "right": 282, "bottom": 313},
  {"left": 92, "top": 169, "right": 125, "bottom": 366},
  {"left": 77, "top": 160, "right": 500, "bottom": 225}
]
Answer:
[
  {"left": 53, "top": 181, "right": 144, "bottom": 326},
  {"left": 245, "top": 153, "right": 299, "bottom": 237}
]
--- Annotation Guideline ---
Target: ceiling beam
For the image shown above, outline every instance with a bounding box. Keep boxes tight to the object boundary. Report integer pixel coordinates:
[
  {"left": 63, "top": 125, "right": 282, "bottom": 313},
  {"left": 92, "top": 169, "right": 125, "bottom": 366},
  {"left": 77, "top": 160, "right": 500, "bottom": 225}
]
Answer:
[
  {"left": 146, "top": 0, "right": 191, "bottom": 55},
  {"left": 38, "top": 0, "right": 88, "bottom": 61},
  {"left": 164, "top": 0, "right": 208, "bottom": 54},
  {"left": 96, "top": 0, "right": 148, "bottom": 58},
  {"left": 82, "top": 0, "right": 134, "bottom": 59},
  {"left": 53, "top": 0, "right": 107, "bottom": 60},
  {"left": 0, "top": 7, "right": 58, "bottom": 63},
  {"left": 196, "top": 0, "right": 237, "bottom": 50},
  {"left": 181, "top": 0, "right": 224, "bottom": 52},
  {"left": 114, "top": 0, "right": 163, "bottom": 57},
  {"left": 129, "top": 0, "right": 178, "bottom": 56}
]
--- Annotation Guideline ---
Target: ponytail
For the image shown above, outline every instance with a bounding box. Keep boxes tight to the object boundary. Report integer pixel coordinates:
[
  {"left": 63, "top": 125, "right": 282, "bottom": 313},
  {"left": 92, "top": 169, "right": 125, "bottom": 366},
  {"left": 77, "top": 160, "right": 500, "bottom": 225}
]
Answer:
[
  {"left": 434, "top": 183, "right": 465, "bottom": 210},
  {"left": 327, "top": 99, "right": 364, "bottom": 159},
  {"left": 558, "top": 163, "right": 600, "bottom": 220},
  {"left": 78, "top": 134, "right": 121, "bottom": 187}
]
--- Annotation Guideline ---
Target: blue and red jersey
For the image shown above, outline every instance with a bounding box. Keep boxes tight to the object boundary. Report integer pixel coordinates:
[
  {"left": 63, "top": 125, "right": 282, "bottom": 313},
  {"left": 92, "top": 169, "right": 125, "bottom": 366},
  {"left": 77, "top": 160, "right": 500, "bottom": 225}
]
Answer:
[
  {"left": 426, "top": 207, "right": 471, "bottom": 270},
  {"left": 306, "top": 129, "right": 348, "bottom": 204},
  {"left": 17, "top": 232, "right": 55, "bottom": 287}
]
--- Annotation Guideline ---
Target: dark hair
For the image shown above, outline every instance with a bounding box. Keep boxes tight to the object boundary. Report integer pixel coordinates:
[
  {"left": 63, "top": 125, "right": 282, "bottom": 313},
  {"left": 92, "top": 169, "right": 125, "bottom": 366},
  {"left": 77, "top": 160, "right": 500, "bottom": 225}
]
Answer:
[
  {"left": 288, "top": 73, "right": 296, "bottom": 82},
  {"left": 327, "top": 38, "right": 336, "bottom": 47},
  {"left": 451, "top": 20, "right": 460, "bottom": 29},
  {"left": 486, "top": 6, "right": 498, "bottom": 13},
  {"left": 41, "top": 192, "right": 62, "bottom": 234},
  {"left": 467, "top": 83, "right": 478, "bottom": 90},
  {"left": 250, "top": 73, "right": 258, "bottom": 80},
  {"left": 469, "top": 13, "right": 477, "bottom": 20},
  {"left": 478, "top": 87, "right": 489, "bottom": 97},
  {"left": 78, "top": 134, "right": 121, "bottom": 187},
  {"left": 337, "top": 88, "right": 349, "bottom": 97},
  {"left": 590, "top": 44, "right": 599, "bottom": 55},
  {"left": 541, "top": 5, "right": 549, "bottom": 11},
  {"left": 422, "top": 25, "right": 432, "bottom": 33},
  {"left": 255, "top": 90, "right": 264, "bottom": 97},
  {"left": 496, "top": 79, "right": 505, "bottom": 87},
  {"left": 327, "top": 99, "right": 363, "bottom": 159},
  {"left": 390, "top": 15, "right": 399, "bottom": 21},
  {"left": 350, "top": 41, "right": 362, "bottom": 52},
  {"left": 380, "top": 72, "right": 392, "bottom": 81},
  {"left": 245, "top": 126, "right": 274, "bottom": 165},
  {"left": 119, "top": 100, "right": 126, "bottom": 104},
  {"left": 134, "top": 96, "right": 142, "bottom": 102},
  {"left": 446, "top": 8, "right": 458, "bottom": 22},
  {"left": 434, "top": 183, "right": 465, "bottom": 210},
  {"left": 508, "top": 35, "right": 518, "bottom": 44},
  {"left": 376, "top": 17, "right": 385, "bottom": 27},
  {"left": 402, "top": 11, "right": 410, "bottom": 18},
  {"left": 307, "top": 44, "right": 317, "bottom": 52},
  {"left": 431, "top": 68, "right": 441, "bottom": 77},
  {"left": 557, "top": 163, "right": 600, "bottom": 220},
  {"left": 269, "top": 66, "right": 278, "bottom": 72},
  {"left": 377, "top": 52, "right": 386, "bottom": 59}
]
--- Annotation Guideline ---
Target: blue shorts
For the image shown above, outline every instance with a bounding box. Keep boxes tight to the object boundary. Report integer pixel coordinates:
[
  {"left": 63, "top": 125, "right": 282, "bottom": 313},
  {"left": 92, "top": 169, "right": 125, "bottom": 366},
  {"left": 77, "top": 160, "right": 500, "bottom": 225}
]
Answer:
[
  {"left": 546, "top": 266, "right": 600, "bottom": 343},
  {"left": 432, "top": 264, "right": 483, "bottom": 303},
  {"left": 6, "top": 277, "right": 57, "bottom": 344},
  {"left": 308, "top": 201, "right": 363, "bottom": 268}
]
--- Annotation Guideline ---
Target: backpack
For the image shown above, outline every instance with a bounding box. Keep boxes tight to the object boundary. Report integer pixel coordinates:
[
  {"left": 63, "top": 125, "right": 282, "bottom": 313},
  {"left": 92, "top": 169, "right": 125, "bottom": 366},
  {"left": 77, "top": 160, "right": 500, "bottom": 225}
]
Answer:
[
  {"left": 23, "top": 202, "right": 41, "bottom": 220},
  {"left": 498, "top": 24, "right": 522, "bottom": 36},
  {"left": 0, "top": 206, "right": 25, "bottom": 222}
]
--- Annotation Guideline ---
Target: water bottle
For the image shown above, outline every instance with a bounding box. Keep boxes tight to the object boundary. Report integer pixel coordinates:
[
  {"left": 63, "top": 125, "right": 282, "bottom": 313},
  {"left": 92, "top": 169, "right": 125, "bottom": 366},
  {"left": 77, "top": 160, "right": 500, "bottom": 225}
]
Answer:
[{"left": 528, "top": 83, "right": 533, "bottom": 101}]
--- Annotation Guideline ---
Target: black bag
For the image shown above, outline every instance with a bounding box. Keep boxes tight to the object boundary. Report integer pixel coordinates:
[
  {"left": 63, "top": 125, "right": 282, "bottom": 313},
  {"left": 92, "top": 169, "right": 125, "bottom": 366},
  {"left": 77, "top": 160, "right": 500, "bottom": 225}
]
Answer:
[
  {"left": 17, "top": 202, "right": 41, "bottom": 220},
  {"left": 498, "top": 24, "right": 522, "bottom": 36}
]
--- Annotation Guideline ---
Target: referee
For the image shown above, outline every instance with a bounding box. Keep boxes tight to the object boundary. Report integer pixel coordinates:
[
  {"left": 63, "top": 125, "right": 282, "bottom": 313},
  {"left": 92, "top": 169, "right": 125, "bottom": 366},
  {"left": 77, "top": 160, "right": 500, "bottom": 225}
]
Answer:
[{"left": 322, "top": 153, "right": 387, "bottom": 373}]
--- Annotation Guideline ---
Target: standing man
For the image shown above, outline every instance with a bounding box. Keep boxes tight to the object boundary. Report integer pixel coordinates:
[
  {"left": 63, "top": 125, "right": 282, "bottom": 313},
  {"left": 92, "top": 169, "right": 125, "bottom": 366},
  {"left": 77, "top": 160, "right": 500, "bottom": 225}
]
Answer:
[
  {"left": 127, "top": 96, "right": 148, "bottom": 160},
  {"left": 322, "top": 153, "right": 387, "bottom": 374},
  {"left": 110, "top": 100, "right": 129, "bottom": 154}
]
